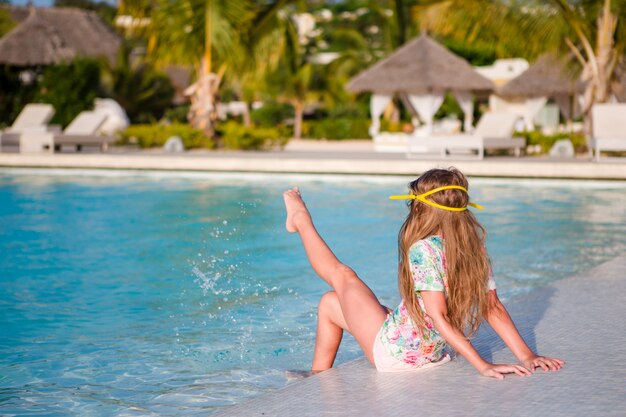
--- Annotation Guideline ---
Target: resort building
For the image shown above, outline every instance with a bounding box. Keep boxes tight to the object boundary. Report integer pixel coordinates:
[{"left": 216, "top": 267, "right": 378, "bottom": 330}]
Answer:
[{"left": 475, "top": 58, "right": 529, "bottom": 87}]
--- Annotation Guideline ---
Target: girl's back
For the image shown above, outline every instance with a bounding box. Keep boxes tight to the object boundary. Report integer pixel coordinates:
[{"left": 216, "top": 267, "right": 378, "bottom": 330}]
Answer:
[{"left": 283, "top": 167, "right": 563, "bottom": 377}]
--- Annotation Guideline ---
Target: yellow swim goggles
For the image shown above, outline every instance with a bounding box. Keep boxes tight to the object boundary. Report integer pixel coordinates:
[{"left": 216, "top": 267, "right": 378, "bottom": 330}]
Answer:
[{"left": 389, "top": 185, "right": 483, "bottom": 212}]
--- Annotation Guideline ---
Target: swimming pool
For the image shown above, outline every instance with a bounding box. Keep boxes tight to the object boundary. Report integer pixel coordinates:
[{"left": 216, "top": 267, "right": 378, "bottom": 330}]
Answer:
[{"left": 1, "top": 169, "right": 625, "bottom": 416}]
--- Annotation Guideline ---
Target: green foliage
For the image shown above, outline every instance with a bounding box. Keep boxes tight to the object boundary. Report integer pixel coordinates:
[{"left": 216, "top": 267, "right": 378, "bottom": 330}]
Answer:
[
  {"left": 163, "top": 105, "right": 190, "bottom": 123},
  {"left": 149, "top": 0, "right": 246, "bottom": 67},
  {"left": 0, "top": 66, "right": 38, "bottom": 128},
  {"left": 434, "top": 93, "right": 464, "bottom": 120},
  {"left": 380, "top": 119, "right": 405, "bottom": 133},
  {"left": 100, "top": 44, "right": 175, "bottom": 124},
  {"left": 443, "top": 39, "right": 497, "bottom": 66},
  {"left": 34, "top": 58, "right": 101, "bottom": 127},
  {"left": 420, "top": 1, "right": 556, "bottom": 60},
  {"left": 117, "top": 123, "right": 214, "bottom": 149},
  {"left": 516, "top": 130, "right": 588, "bottom": 154},
  {"left": 302, "top": 118, "right": 370, "bottom": 140},
  {"left": 54, "top": 0, "right": 117, "bottom": 25},
  {"left": 250, "top": 101, "right": 293, "bottom": 127},
  {"left": 325, "top": 102, "right": 369, "bottom": 119},
  {"left": 217, "top": 121, "right": 287, "bottom": 150},
  {"left": 0, "top": 7, "right": 16, "bottom": 37}
]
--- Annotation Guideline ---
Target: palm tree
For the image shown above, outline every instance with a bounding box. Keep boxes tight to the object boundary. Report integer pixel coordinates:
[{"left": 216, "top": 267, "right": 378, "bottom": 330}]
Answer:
[
  {"left": 100, "top": 43, "right": 175, "bottom": 123},
  {"left": 146, "top": 0, "right": 294, "bottom": 136},
  {"left": 264, "top": 9, "right": 366, "bottom": 139},
  {"left": 550, "top": 0, "right": 625, "bottom": 117},
  {"left": 319, "top": 27, "right": 374, "bottom": 109},
  {"left": 266, "top": 13, "right": 314, "bottom": 139},
  {"left": 420, "top": 0, "right": 626, "bottom": 132}
]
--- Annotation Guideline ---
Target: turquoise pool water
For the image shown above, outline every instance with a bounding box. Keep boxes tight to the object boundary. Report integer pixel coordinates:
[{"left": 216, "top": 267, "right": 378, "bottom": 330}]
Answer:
[{"left": 1, "top": 169, "right": 625, "bottom": 416}]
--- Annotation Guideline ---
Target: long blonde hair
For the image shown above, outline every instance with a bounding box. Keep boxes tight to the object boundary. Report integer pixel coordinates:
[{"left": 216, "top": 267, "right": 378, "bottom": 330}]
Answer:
[{"left": 398, "top": 167, "right": 491, "bottom": 336}]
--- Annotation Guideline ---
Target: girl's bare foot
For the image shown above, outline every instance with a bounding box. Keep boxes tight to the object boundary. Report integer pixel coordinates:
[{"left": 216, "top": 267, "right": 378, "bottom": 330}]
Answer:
[
  {"left": 283, "top": 187, "right": 311, "bottom": 233},
  {"left": 284, "top": 369, "right": 322, "bottom": 380}
]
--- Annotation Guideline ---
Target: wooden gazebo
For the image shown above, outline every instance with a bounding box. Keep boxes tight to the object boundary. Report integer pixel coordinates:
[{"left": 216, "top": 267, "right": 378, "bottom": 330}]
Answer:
[{"left": 347, "top": 34, "right": 493, "bottom": 134}]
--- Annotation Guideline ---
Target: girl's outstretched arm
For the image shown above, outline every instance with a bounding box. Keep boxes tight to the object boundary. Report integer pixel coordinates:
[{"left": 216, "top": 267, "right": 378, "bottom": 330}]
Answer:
[
  {"left": 486, "top": 290, "right": 565, "bottom": 372},
  {"left": 421, "top": 291, "right": 531, "bottom": 379}
]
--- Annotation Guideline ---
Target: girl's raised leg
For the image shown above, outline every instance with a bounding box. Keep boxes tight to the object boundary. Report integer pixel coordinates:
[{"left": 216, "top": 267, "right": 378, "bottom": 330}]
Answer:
[{"left": 283, "top": 187, "right": 388, "bottom": 365}]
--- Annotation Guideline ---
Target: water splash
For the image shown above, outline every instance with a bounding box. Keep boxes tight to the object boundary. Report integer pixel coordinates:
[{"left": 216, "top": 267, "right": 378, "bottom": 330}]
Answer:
[{"left": 191, "top": 266, "right": 230, "bottom": 297}]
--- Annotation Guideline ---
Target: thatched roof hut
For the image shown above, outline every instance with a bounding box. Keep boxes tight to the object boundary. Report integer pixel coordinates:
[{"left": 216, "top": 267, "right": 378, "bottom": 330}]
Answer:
[
  {"left": 0, "top": 6, "right": 121, "bottom": 66},
  {"left": 497, "top": 54, "right": 581, "bottom": 98},
  {"left": 495, "top": 54, "right": 584, "bottom": 123},
  {"left": 347, "top": 34, "right": 493, "bottom": 135},
  {"left": 347, "top": 34, "right": 493, "bottom": 94}
]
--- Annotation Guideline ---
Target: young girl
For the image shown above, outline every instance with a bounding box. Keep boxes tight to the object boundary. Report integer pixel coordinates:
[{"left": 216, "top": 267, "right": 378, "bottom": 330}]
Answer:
[{"left": 283, "top": 167, "right": 564, "bottom": 379}]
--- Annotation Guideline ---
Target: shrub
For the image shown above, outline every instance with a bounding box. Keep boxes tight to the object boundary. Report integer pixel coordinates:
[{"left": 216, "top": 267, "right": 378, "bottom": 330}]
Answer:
[
  {"left": 34, "top": 58, "right": 101, "bottom": 127},
  {"left": 0, "top": 66, "right": 37, "bottom": 128},
  {"left": 163, "top": 105, "right": 190, "bottom": 123},
  {"left": 325, "top": 103, "right": 369, "bottom": 119},
  {"left": 379, "top": 119, "right": 404, "bottom": 133},
  {"left": 251, "top": 102, "right": 293, "bottom": 127},
  {"left": 302, "top": 117, "right": 370, "bottom": 140},
  {"left": 517, "top": 130, "right": 588, "bottom": 154},
  {"left": 117, "top": 123, "right": 214, "bottom": 149},
  {"left": 217, "top": 121, "right": 287, "bottom": 150}
]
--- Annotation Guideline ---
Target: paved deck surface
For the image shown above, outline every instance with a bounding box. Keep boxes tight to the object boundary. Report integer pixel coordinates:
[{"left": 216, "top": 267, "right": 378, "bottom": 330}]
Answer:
[
  {"left": 213, "top": 255, "right": 626, "bottom": 417},
  {"left": 0, "top": 140, "right": 625, "bottom": 179}
]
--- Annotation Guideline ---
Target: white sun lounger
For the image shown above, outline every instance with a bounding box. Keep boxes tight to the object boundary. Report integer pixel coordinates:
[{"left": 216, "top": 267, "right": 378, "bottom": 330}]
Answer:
[
  {"left": 405, "top": 112, "right": 524, "bottom": 159},
  {"left": 407, "top": 134, "right": 484, "bottom": 159},
  {"left": 0, "top": 103, "right": 59, "bottom": 151},
  {"left": 475, "top": 112, "right": 526, "bottom": 157},
  {"left": 52, "top": 111, "right": 112, "bottom": 152},
  {"left": 592, "top": 104, "right": 626, "bottom": 161},
  {"left": 17, "top": 111, "right": 112, "bottom": 153}
]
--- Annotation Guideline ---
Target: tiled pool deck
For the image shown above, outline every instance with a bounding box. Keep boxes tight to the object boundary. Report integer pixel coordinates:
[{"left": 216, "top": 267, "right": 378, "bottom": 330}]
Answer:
[
  {"left": 213, "top": 255, "right": 625, "bottom": 417},
  {"left": 0, "top": 140, "right": 625, "bottom": 179},
  {"left": 2, "top": 144, "right": 624, "bottom": 415}
]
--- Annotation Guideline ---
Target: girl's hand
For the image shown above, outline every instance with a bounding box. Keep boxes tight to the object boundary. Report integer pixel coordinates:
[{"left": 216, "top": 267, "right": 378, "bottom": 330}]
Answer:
[
  {"left": 522, "top": 355, "right": 565, "bottom": 372},
  {"left": 480, "top": 363, "right": 532, "bottom": 380}
]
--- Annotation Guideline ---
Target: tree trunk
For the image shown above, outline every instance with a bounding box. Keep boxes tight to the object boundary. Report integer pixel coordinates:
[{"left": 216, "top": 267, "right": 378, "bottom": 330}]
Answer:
[
  {"left": 187, "top": 74, "right": 215, "bottom": 137},
  {"left": 580, "top": 1, "right": 617, "bottom": 151},
  {"left": 293, "top": 100, "right": 304, "bottom": 139},
  {"left": 242, "top": 102, "right": 252, "bottom": 127},
  {"left": 594, "top": 1, "right": 617, "bottom": 104},
  {"left": 581, "top": 67, "right": 595, "bottom": 138},
  {"left": 185, "top": 58, "right": 223, "bottom": 137}
]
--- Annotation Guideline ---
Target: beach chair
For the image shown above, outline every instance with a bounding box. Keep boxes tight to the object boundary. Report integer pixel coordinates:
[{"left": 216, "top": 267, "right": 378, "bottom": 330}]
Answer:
[
  {"left": 474, "top": 112, "right": 526, "bottom": 157},
  {"left": 406, "top": 133, "right": 484, "bottom": 159},
  {"left": 0, "top": 103, "right": 59, "bottom": 151},
  {"left": 16, "top": 111, "right": 112, "bottom": 153},
  {"left": 591, "top": 104, "right": 626, "bottom": 161},
  {"left": 52, "top": 111, "right": 113, "bottom": 152},
  {"left": 405, "top": 112, "right": 523, "bottom": 159}
]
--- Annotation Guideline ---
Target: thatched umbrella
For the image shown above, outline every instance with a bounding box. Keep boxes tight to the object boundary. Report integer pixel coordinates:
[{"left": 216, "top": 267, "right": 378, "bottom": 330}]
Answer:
[
  {"left": 347, "top": 34, "right": 493, "bottom": 134},
  {"left": 496, "top": 54, "right": 582, "bottom": 123},
  {"left": 498, "top": 54, "right": 581, "bottom": 98},
  {"left": 347, "top": 34, "right": 493, "bottom": 94},
  {"left": 0, "top": 6, "right": 121, "bottom": 66}
]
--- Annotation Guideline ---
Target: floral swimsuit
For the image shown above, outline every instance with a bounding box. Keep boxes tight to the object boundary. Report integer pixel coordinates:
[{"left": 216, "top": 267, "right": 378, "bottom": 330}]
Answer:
[{"left": 377, "top": 235, "right": 496, "bottom": 368}]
